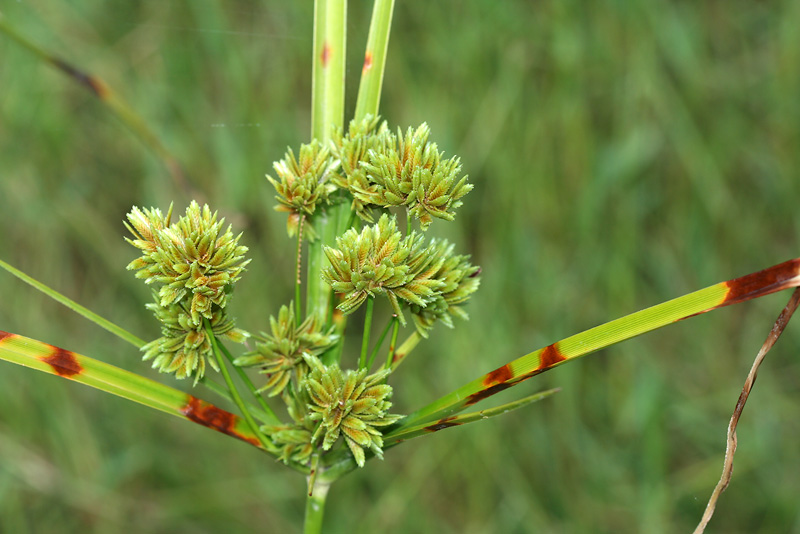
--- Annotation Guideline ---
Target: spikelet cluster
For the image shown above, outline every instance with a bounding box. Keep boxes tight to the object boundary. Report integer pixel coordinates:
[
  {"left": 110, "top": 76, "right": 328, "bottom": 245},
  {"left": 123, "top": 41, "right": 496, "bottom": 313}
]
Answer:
[
  {"left": 233, "top": 303, "right": 338, "bottom": 396},
  {"left": 331, "top": 117, "right": 473, "bottom": 229},
  {"left": 321, "top": 214, "right": 480, "bottom": 333},
  {"left": 303, "top": 354, "right": 402, "bottom": 467},
  {"left": 321, "top": 214, "right": 447, "bottom": 325},
  {"left": 125, "top": 202, "right": 249, "bottom": 382},
  {"left": 410, "top": 246, "right": 481, "bottom": 337},
  {"left": 267, "top": 139, "right": 339, "bottom": 238}
]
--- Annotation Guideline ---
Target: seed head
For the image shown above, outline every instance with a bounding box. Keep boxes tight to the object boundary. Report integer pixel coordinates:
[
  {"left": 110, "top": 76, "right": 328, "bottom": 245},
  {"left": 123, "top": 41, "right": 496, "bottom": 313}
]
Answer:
[
  {"left": 303, "top": 354, "right": 403, "bottom": 467},
  {"left": 233, "top": 303, "right": 338, "bottom": 396}
]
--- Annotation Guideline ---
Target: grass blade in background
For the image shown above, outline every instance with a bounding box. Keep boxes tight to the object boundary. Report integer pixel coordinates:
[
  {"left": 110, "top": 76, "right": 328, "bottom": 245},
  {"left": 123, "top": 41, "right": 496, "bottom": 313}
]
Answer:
[{"left": 0, "top": 15, "right": 189, "bottom": 192}]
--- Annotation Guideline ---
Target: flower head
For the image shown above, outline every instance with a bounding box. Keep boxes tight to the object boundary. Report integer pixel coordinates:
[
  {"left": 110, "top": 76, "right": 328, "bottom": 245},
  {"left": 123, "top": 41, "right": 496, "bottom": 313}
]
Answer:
[
  {"left": 233, "top": 303, "right": 338, "bottom": 396},
  {"left": 332, "top": 119, "right": 473, "bottom": 230},
  {"left": 303, "top": 354, "right": 403, "bottom": 467},
  {"left": 126, "top": 201, "right": 250, "bottom": 327},
  {"left": 141, "top": 298, "right": 248, "bottom": 383},
  {"left": 267, "top": 139, "right": 339, "bottom": 238},
  {"left": 321, "top": 214, "right": 447, "bottom": 324},
  {"left": 126, "top": 202, "right": 249, "bottom": 382}
]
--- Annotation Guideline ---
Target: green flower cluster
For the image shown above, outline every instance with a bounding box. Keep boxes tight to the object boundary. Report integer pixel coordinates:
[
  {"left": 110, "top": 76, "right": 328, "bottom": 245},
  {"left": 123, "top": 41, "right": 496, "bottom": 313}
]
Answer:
[
  {"left": 259, "top": 354, "right": 401, "bottom": 468},
  {"left": 322, "top": 214, "right": 480, "bottom": 333},
  {"left": 233, "top": 303, "right": 338, "bottom": 397},
  {"left": 410, "top": 246, "right": 481, "bottom": 338},
  {"left": 304, "top": 354, "right": 402, "bottom": 468},
  {"left": 125, "top": 202, "right": 249, "bottom": 382},
  {"left": 332, "top": 116, "right": 473, "bottom": 229},
  {"left": 267, "top": 139, "right": 339, "bottom": 238}
]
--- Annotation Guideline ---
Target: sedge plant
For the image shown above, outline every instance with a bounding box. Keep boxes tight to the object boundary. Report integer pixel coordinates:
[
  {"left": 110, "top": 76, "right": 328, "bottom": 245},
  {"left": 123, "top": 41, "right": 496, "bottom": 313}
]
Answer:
[{"left": 1, "top": 2, "right": 800, "bottom": 532}]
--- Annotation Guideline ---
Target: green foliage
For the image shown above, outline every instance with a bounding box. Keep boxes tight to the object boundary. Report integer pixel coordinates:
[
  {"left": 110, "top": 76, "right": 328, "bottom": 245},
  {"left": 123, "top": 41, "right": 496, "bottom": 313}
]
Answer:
[{"left": 3, "top": 2, "right": 800, "bottom": 533}]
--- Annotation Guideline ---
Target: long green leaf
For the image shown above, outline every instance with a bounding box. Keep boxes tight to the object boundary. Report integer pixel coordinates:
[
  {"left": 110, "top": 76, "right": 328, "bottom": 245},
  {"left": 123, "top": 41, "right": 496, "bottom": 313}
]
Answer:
[
  {"left": 354, "top": 0, "right": 395, "bottom": 121},
  {"left": 0, "top": 331, "right": 265, "bottom": 450},
  {"left": 396, "top": 257, "right": 800, "bottom": 430},
  {"left": 0, "top": 258, "right": 145, "bottom": 348},
  {"left": 383, "top": 388, "right": 559, "bottom": 445}
]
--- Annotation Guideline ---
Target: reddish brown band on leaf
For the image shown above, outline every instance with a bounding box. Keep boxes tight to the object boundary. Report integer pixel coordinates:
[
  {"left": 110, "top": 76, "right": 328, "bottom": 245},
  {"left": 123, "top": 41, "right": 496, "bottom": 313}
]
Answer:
[
  {"left": 50, "top": 57, "right": 109, "bottom": 99},
  {"left": 536, "top": 343, "right": 567, "bottom": 371},
  {"left": 464, "top": 381, "right": 514, "bottom": 406},
  {"left": 181, "top": 396, "right": 260, "bottom": 447},
  {"left": 41, "top": 346, "right": 83, "bottom": 378},
  {"left": 723, "top": 258, "right": 800, "bottom": 306},
  {"left": 0, "top": 331, "right": 16, "bottom": 342},
  {"left": 363, "top": 52, "right": 373, "bottom": 73},
  {"left": 424, "top": 416, "right": 459, "bottom": 432},
  {"left": 320, "top": 42, "right": 331, "bottom": 67},
  {"left": 482, "top": 364, "right": 512, "bottom": 387}
]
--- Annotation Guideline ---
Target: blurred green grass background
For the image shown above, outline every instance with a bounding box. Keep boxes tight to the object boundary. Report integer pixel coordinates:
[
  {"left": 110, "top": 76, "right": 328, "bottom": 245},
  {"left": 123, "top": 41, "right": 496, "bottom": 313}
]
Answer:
[{"left": 2, "top": 1, "right": 800, "bottom": 532}]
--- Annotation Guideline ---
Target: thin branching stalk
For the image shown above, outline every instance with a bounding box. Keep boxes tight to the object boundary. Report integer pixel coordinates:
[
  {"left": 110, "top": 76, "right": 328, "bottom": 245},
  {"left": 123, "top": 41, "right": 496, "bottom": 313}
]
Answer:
[
  {"left": 204, "top": 320, "right": 277, "bottom": 453},
  {"left": 296, "top": 215, "right": 306, "bottom": 327},
  {"left": 216, "top": 340, "right": 282, "bottom": 426},
  {"left": 359, "top": 297, "right": 375, "bottom": 369},
  {"left": 385, "top": 317, "right": 400, "bottom": 369},
  {"left": 367, "top": 317, "right": 393, "bottom": 370},
  {"left": 389, "top": 331, "right": 421, "bottom": 371}
]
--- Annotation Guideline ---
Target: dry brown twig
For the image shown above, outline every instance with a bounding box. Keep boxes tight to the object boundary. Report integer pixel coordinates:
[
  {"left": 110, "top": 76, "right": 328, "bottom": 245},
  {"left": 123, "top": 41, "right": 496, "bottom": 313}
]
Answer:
[{"left": 694, "top": 287, "right": 800, "bottom": 533}]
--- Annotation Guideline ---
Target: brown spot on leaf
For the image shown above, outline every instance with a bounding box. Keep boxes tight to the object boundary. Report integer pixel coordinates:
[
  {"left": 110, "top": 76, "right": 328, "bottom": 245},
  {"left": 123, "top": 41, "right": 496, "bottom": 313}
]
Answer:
[
  {"left": 483, "top": 364, "right": 512, "bottom": 387},
  {"left": 181, "top": 396, "right": 260, "bottom": 447},
  {"left": 723, "top": 258, "right": 800, "bottom": 306},
  {"left": 0, "top": 331, "right": 15, "bottom": 343},
  {"left": 363, "top": 52, "right": 373, "bottom": 73},
  {"left": 320, "top": 42, "right": 331, "bottom": 68},
  {"left": 51, "top": 57, "right": 109, "bottom": 99},
  {"left": 41, "top": 346, "right": 83, "bottom": 378},
  {"left": 536, "top": 343, "right": 567, "bottom": 371},
  {"left": 424, "top": 416, "right": 459, "bottom": 432},
  {"left": 465, "top": 381, "right": 514, "bottom": 407}
]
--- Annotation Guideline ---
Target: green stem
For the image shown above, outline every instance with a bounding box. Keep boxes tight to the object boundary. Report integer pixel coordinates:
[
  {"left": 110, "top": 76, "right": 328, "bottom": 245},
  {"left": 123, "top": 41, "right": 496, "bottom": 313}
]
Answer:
[
  {"left": 303, "top": 478, "right": 331, "bottom": 534},
  {"left": 367, "top": 317, "right": 393, "bottom": 370},
  {"left": 354, "top": 0, "right": 395, "bottom": 121},
  {"left": 308, "top": 0, "right": 350, "bottom": 353},
  {"left": 296, "top": 215, "right": 306, "bottom": 327},
  {"left": 390, "top": 332, "right": 421, "bottom": 371},
  {"left": 311, "top": 0, "right": 347, "bottom": 141},
  {"left": 197, "top": 376, "right": 274, "bottom": 425},
  {"left": 216, "top": 340, "right": 282, "bottom": 426},
  {"left": 204, "top": 321, "right": 276, "bottom": 453},
  {"left": 359, "top": 297, "right": 375, "bottom": 369},
  {"left": 385, "top": 317, "right": 400, "bottom": 369}
]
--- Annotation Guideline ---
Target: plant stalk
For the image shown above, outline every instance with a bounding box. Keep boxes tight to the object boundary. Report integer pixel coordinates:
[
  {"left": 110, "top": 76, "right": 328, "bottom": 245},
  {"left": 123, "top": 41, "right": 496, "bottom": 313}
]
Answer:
[
  {"left": 359, "top": 297, "right": 375, "bottom": 369},
  {"left": 303, "top": 478, "right": 331, "bottom": 534}
]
